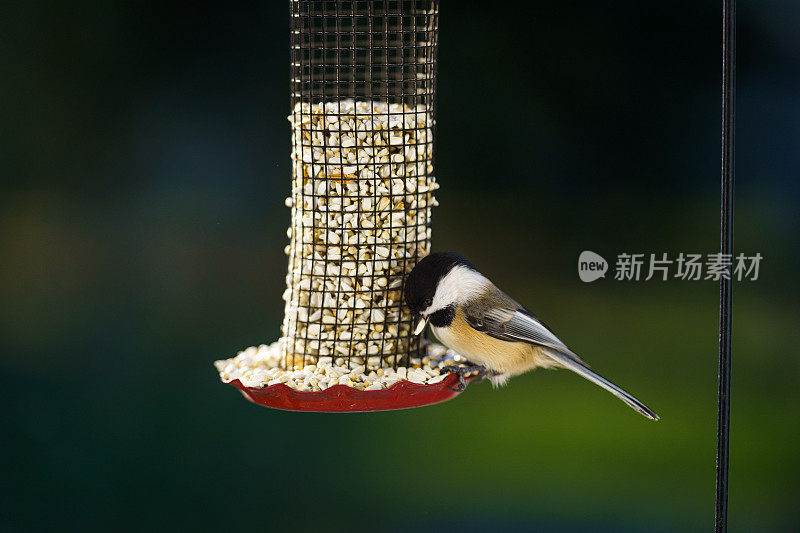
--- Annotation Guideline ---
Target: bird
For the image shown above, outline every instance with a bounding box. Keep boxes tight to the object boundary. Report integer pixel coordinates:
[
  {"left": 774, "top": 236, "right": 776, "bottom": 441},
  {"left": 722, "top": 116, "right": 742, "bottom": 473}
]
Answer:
[{"left": 403, "top": 252, "right": 659, "bottom": 420}]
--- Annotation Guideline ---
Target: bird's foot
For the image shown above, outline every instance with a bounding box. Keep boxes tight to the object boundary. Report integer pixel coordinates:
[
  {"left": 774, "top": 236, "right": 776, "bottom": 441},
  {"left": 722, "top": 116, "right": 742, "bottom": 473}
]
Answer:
[{"left": 440, "top": 365, "right": 487, "bottom": 392}]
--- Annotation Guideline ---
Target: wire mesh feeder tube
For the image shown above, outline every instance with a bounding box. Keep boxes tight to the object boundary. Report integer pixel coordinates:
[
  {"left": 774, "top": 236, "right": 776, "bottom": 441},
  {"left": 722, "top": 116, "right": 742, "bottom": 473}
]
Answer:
[
  {"left": 215, "top": 0, "right": 473, "bottom": 411},
  {"left": 283, "top": 100, "right": 435, "bottom": 370}
]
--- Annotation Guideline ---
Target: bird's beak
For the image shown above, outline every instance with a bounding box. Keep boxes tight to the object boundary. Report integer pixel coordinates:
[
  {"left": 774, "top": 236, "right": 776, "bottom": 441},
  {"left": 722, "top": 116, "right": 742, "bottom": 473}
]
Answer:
[{"left": 413, "top": 316, "right": 429, "bottom": 336}]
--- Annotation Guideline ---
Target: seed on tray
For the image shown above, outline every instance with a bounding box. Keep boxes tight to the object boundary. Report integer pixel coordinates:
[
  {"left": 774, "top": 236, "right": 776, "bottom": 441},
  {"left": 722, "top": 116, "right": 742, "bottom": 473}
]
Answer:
[{"left": 215, "top": 338, "right": 471, "bottom": 392}]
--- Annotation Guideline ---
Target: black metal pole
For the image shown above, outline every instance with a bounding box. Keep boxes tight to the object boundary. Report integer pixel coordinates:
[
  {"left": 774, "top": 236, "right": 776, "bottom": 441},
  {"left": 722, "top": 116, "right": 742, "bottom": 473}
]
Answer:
[{"left": 716, "top": 0, "right": 736, "bottom": 531}]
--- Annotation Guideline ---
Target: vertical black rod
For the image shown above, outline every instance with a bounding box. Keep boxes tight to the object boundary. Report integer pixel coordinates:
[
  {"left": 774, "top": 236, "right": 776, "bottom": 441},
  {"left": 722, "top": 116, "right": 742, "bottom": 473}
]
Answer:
[{"left": 716, "top": 0, "right": 736, "bottom": 531}]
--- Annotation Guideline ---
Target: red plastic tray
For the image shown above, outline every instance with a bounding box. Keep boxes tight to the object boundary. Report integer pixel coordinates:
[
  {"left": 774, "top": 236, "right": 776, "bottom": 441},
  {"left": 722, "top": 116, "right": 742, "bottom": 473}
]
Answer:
[{"left": 224, "top": 373, "right": 468, "bottom": 412}]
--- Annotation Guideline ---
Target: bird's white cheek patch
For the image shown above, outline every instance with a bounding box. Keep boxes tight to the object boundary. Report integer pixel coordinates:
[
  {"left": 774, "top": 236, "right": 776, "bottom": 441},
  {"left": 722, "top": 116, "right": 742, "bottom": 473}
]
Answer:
[{"left": 430, "top": 266, "right": 489, "bottom": 312}]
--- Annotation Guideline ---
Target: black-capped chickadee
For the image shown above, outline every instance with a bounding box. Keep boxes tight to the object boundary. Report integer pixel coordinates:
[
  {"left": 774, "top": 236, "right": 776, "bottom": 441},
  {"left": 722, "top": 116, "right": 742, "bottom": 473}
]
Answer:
[{"left": 404, "top": 252, "right": 658, "bottom": 420}]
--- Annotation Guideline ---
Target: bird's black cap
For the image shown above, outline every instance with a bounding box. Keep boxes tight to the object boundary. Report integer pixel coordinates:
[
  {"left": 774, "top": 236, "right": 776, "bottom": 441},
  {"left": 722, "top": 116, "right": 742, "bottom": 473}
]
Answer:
[{"left": 404, "top": 252, "right": 475, "bottom": 314}]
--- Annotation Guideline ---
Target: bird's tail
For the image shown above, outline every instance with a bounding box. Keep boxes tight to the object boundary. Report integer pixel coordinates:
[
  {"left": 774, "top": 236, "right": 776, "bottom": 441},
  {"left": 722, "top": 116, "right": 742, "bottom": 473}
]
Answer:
[{"left": 543, "top": 348, "right": 659, "bottom": 420}]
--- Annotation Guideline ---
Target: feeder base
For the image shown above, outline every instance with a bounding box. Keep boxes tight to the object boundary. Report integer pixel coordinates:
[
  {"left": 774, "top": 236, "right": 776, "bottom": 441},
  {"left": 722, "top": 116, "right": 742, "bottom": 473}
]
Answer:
[
  {"left": 227, "top": 374, "right": 468, "bottom": 412},
  {"left": 216, "top": 339, "right": 476, "bottom": 412}
]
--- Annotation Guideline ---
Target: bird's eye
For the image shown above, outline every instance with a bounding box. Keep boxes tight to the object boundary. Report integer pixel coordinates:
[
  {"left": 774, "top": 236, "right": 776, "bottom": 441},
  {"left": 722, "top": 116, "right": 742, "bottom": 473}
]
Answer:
[{"left": 424, "top": 297, "right": 432, "bottom": 308}]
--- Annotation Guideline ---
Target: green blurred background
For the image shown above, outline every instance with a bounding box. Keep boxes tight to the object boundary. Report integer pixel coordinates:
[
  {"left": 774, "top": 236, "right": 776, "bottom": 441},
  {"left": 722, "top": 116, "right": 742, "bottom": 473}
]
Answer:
[{"left": 2, "top": 1, "right": 798, "bottom": 531}]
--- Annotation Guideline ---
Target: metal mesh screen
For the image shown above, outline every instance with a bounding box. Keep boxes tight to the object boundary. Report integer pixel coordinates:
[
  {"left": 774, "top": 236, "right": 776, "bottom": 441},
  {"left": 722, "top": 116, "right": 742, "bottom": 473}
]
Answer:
[{"left": 282, "top": 0, "right": 440, "bottom": 371}]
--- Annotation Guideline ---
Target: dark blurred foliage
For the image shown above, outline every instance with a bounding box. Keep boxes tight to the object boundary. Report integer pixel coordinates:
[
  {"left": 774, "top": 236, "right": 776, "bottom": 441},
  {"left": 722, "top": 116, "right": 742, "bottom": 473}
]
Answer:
[{"left": 1, "top": 1, "right": 798, "bottom": 531}]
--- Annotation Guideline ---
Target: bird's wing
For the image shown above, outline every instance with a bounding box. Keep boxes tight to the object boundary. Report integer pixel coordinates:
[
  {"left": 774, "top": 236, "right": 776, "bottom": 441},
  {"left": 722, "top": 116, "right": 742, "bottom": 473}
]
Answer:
[
  {"left": 463, "top": 300, "right": 588, "bottom": 367},
  {"left": 462, "top": 295, "right": 659, "bottom": 420}
]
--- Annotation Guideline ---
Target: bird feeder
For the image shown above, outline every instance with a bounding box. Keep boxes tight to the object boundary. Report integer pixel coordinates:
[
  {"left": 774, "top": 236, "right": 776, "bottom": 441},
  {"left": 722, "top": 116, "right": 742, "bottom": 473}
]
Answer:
[{"left": 215, "top": 0, "right": 474, "bottom": 411}]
